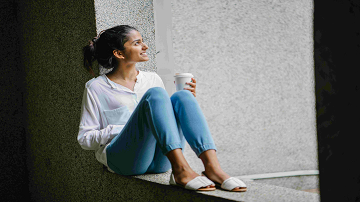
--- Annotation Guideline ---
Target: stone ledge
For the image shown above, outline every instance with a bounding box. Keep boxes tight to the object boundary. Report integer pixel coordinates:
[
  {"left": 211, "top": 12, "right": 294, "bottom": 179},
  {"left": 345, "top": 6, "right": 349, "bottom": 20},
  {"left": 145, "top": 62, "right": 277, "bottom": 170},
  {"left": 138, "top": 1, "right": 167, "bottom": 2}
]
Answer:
[{"left": 133, "top": 170, "right": 320, "bottom": 202}]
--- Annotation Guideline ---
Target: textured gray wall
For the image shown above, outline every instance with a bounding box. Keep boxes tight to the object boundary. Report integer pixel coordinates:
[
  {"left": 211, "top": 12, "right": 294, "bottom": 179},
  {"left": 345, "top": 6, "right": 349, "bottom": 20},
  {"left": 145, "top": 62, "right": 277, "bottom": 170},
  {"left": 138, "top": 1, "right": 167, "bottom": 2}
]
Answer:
[
  {"left": 171, "top": 0, "right": 317, "bottom": 176},
  {"left": 94, "top": 0, "right": 157, "bottom": 73},
  {"left": 17, "top": 0, "right": 98, "bottom": 201}
]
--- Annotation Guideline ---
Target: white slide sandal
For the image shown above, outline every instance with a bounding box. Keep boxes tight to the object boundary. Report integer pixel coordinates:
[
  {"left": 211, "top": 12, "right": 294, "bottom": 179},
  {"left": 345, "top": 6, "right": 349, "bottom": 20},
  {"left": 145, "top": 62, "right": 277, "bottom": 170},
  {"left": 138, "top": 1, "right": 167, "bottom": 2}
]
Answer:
[
  {"left": 169, "top": 172, "right": 216, "bottom": 191},
  {"left": 202, "top": 171, "right": 247, "bottom": 192}
]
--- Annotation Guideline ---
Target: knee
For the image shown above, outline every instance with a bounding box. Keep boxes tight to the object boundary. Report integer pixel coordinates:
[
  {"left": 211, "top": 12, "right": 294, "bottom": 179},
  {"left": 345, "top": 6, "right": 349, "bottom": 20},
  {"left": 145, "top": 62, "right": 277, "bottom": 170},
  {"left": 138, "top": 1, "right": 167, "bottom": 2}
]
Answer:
[
  {"left": 147, "top": 87, "right": 167, "bottom": 94},
  {"left": 170, "top": 90, "right": 194, "bottom": 105},
  {"left": 145, "top": 87, "right": 168, "bottom": 99}
]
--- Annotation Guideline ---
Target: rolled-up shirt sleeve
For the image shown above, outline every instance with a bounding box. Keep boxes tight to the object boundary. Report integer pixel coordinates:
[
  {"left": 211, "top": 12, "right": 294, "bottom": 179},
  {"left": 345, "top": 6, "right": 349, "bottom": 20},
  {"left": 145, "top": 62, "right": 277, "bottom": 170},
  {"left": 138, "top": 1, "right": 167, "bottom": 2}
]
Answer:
[{"left": 77, "top": 87, "right": 123, "bottom": 150}]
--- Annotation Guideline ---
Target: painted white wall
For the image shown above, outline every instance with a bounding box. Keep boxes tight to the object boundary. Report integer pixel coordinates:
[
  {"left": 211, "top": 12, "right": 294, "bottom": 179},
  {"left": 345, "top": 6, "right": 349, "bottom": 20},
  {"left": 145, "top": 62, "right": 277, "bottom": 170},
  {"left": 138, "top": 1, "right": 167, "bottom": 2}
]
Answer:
[
  {"left": 154, "top": 0, "right": 176, "bottom": 96},
  {"left": 171, "top": 0, "right": 317, "bottom": 176}
]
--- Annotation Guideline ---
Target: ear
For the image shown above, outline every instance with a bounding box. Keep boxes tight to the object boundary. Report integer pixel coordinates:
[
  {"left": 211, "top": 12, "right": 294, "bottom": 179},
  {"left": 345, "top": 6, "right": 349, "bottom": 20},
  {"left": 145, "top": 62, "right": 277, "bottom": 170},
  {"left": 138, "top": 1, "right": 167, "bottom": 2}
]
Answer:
[{"left": 113, "top": 50, "right": 125, "bottom": 59}]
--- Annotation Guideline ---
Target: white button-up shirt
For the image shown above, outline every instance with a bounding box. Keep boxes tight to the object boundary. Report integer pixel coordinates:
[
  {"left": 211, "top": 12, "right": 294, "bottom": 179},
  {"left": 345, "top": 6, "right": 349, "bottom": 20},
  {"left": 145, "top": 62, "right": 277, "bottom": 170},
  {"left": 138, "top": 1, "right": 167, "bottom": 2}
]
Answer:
[{"left": 77, "top": 70, "right": 165, "bottom": 171}]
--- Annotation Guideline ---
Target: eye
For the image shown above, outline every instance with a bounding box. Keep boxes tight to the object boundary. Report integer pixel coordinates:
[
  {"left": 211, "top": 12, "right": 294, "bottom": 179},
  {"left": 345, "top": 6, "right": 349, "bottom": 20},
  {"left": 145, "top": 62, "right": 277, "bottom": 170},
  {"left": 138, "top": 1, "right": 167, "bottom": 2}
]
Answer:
[{"left": 133, "top": 39, "right": 145, "bottom": 46}]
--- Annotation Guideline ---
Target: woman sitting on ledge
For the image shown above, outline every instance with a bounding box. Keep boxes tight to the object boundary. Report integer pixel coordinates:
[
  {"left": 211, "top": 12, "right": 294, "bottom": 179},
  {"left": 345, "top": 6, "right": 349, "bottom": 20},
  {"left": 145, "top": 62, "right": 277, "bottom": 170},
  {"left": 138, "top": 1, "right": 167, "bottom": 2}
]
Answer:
[{"left": 78, "top": 25, "right": 246, "bottom": 192}]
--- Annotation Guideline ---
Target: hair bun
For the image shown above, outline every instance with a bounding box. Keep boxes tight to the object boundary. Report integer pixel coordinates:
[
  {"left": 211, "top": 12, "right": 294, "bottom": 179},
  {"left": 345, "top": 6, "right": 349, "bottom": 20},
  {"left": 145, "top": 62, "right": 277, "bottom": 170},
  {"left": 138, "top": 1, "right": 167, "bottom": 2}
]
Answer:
[
  {"left": 82, "top": 39, "right": 97, "bottom": 77},
  {"left": 91, "top": 36, "right": 98, "bottom": 44}
]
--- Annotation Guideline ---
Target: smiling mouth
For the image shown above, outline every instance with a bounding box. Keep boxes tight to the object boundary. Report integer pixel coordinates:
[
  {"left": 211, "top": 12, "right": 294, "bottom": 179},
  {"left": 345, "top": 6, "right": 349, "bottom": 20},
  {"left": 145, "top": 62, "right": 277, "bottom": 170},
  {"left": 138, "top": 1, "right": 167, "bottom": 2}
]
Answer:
[{"left": 140, "top": 52, "right": 147, "bottom": 56}]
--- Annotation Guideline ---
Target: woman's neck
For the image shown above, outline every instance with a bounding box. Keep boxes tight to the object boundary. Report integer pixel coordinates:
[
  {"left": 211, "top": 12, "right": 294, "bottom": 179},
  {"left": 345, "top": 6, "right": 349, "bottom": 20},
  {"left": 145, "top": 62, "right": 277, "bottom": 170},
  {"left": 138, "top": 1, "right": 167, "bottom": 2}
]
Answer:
[{"left": 107, "top": 63, "right": 138, "bottom": 82}]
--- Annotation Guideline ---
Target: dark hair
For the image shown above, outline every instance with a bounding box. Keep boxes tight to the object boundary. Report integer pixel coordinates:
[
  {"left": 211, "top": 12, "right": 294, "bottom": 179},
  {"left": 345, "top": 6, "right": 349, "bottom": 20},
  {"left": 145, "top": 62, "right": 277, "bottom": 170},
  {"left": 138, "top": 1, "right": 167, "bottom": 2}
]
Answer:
[{"left": 82, "top": 25, "right": 138, "bottom": 76}]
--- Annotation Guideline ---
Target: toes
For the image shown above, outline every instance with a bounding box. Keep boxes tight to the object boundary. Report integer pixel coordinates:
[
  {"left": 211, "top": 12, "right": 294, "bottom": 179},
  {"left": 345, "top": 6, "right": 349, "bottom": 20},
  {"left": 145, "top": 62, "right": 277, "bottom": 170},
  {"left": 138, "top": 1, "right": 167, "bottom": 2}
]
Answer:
[{"left": 232, "top": 187, "right": 247, "bottom": 192}]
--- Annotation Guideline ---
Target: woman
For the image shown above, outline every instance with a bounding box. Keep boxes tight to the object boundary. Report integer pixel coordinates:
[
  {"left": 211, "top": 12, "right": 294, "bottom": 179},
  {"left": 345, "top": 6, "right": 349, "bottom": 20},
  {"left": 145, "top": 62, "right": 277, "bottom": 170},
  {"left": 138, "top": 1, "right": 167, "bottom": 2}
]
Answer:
[{"left": 78, "top": 25, "right": 247, "bottom": 192}]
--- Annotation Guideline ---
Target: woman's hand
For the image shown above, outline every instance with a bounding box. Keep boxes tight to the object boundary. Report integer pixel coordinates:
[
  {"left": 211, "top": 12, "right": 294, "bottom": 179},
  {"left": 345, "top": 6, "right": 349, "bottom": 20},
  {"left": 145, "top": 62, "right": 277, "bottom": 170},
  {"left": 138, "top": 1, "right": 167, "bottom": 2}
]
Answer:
[{"left": 185, "top": 78, "right": 197, "bottom": 97}]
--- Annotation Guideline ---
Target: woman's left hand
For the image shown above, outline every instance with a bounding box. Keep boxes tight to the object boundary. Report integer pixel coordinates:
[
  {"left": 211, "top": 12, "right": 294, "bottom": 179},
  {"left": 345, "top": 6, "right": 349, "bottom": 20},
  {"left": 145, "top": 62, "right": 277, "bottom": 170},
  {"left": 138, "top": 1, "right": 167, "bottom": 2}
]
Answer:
[{"left": 185, "top": 78, "right": 196, "bottom": 97}]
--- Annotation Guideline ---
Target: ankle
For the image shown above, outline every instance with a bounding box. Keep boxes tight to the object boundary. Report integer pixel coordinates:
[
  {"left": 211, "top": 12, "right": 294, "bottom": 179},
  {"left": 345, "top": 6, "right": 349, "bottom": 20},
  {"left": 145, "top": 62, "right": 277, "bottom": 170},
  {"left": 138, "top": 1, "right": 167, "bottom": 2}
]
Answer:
[
  {"left": 204, "top": 163, "right": 222, "bottom": 172},
  {"left": 199, "top": 149, "right": 222, "bottom": 171},
  {"left": 172, "top": 165, "right": 192, "bottom": 174},
  {"left": 167, "top": 148, "right": 192, "bottom": 173}
]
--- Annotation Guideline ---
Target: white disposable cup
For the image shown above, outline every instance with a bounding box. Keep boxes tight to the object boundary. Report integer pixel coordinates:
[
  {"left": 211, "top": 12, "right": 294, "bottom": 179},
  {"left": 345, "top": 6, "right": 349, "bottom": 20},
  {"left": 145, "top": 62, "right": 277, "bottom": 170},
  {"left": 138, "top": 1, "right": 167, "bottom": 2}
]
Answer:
[{"left": 174, "top": 73, "right": 193, "bottom": 91}]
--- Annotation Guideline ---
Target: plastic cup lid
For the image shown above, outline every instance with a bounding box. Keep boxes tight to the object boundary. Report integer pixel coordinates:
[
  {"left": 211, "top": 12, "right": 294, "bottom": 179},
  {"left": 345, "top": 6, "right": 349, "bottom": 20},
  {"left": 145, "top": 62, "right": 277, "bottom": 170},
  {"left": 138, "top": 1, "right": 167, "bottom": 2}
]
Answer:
[{"left": 174, "top": 73, "right": 193, "bottom": 77}]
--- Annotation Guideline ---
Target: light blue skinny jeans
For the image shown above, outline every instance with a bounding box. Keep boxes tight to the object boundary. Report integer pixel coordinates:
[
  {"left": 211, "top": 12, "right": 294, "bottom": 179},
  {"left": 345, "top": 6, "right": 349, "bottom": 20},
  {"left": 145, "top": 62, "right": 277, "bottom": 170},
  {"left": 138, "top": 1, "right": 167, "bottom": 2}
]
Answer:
[{"left": 106, "top": 87, "right": 216, "bottom": 175}]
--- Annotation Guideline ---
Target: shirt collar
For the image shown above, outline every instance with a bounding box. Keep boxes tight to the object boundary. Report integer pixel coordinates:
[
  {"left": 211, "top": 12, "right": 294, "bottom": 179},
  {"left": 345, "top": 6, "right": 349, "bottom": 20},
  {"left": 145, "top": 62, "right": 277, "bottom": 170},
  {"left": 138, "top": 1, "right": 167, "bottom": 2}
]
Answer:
[
  {"left": 136, "top": 70, "right": 143, "bottom": 84},
  {"left": 103, "top": 74, "right": 117, "bottom": 89},
  {"left": 103, "top": 70, "right": 143, "bottom": 90}
]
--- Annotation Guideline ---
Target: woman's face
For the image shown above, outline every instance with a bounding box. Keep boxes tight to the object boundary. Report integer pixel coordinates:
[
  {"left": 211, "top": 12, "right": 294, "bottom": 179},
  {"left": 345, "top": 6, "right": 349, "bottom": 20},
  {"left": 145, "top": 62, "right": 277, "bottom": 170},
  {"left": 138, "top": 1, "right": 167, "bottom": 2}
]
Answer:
[{"left": 121, "top": 30, "right": 149, "bottom": 63}]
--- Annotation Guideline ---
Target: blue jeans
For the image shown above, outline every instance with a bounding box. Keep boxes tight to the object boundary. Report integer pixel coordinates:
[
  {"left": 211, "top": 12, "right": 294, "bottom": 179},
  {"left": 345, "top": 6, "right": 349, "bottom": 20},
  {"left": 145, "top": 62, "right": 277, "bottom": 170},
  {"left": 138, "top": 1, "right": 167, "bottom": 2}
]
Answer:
[{"left": 106, "top": 87, "right": 216, "bottom": 175}]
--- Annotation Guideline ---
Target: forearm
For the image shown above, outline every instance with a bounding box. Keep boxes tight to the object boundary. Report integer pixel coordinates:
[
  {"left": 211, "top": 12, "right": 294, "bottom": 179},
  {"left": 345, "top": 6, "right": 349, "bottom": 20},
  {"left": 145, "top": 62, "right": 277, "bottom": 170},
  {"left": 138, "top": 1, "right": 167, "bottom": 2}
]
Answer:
[{"left": 77, "top": 124, "right": 124, "bottom": 150}]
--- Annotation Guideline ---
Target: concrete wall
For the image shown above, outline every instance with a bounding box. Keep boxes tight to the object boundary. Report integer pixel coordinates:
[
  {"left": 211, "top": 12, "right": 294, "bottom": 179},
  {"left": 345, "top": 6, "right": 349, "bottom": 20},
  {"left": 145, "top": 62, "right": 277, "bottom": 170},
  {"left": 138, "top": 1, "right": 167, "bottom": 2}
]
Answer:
[
  {"left": 94, "top": 0, "right": 157, "bottom": 73},
  {"left": 17, "top": 0, "right": 98, "bottom": 201},
  {"left": 171, "top": 0, "right": 317, "bottom": 176}
]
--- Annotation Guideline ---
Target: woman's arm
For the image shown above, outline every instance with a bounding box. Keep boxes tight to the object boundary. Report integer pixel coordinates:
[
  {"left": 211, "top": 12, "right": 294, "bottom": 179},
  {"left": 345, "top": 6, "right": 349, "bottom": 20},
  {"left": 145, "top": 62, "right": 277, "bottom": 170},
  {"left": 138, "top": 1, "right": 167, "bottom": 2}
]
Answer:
[{"left": 78, "top": 125, "right": 115, "bottom": 150}]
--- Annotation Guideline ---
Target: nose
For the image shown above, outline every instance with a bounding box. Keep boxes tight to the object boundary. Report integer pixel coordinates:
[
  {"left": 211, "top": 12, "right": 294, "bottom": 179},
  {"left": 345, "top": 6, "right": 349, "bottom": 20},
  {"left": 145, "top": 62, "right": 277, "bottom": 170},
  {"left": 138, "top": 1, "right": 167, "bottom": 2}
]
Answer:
[{"left": 142, "top": 42, "right": 148, "bottom": 50}]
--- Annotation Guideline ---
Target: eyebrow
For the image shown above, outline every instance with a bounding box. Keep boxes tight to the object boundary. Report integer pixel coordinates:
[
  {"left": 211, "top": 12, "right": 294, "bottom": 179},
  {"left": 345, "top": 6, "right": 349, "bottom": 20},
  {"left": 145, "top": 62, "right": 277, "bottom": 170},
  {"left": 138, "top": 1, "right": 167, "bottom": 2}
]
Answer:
[{"left": 131, "top": 39, "right": 142, "bottom": 44}]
